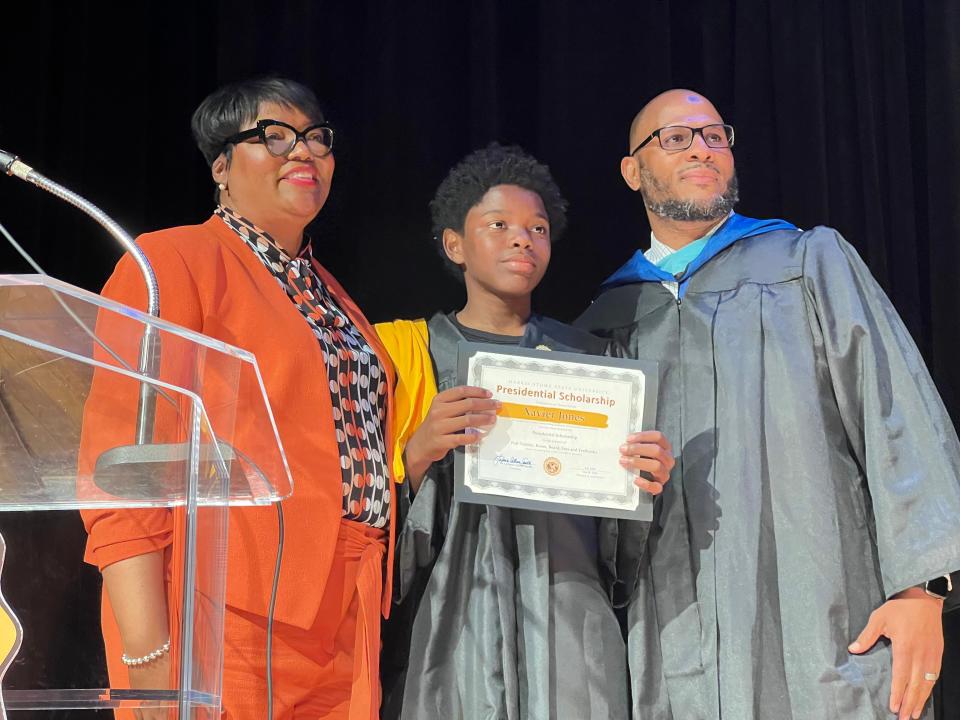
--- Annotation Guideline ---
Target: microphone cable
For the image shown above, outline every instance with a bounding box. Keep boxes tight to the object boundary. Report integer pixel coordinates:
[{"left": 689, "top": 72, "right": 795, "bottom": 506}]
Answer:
[{"left": 265, "top": 501, "right": 284, "bottom": 719}]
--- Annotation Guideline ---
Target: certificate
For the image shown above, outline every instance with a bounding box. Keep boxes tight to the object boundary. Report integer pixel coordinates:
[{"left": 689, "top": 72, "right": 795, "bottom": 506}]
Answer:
[{"left": 454, "top": 342, "right": 659, "bottom": 520}]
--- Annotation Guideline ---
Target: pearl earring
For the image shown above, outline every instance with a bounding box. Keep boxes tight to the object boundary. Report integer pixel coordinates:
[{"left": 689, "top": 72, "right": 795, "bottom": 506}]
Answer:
[{"left": 218, "top": 183, "right": 226, "bottom": 191}]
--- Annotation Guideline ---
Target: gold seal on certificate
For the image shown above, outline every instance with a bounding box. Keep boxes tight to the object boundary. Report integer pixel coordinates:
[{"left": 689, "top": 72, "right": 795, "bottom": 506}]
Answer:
[{"left": 454, "top": 342, "right": 659, "bottom": 520}]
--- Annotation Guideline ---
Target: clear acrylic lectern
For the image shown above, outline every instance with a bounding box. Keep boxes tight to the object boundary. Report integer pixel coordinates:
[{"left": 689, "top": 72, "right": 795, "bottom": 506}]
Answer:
[{"left": 0, "top": 274, "right": 293, "bottom": 717}]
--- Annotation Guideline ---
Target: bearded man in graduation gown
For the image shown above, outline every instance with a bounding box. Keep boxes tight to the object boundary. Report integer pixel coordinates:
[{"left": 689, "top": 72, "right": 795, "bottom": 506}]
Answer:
[{"left": 576, "top": 89, "right": 960, "bottom": 720}]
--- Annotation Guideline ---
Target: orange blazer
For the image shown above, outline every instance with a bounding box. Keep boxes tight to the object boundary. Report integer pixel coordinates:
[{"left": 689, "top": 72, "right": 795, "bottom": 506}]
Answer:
[{"left": 81, "top": 215, "right": 398, "bottom": 628}]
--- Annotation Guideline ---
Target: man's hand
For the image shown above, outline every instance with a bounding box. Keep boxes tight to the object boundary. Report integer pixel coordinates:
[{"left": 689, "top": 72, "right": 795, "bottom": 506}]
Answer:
[
  {"left": 619, "top": 430, "right": 674, "bottom": 495},
  {"left": 848, "top": 587, "right": 944, "bottom": 720},
  {"left": 404, "top": 386, "right": 499, "bottom": 492}
]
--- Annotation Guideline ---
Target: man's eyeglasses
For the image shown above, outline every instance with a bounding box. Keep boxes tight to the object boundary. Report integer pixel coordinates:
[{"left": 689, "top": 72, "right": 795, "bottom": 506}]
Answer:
[
  {"left": 224, "top": 119, "right": 334, "bottom": 158},
  {"left": 630, "top": 124, "right": 735, "bottom": 155}
]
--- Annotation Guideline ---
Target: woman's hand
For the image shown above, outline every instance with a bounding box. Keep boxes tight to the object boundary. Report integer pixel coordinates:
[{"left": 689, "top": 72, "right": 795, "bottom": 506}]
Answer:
[
  {"left": 404, "top": 386, "right": 500, "bottom": 492},
  {"left": 619, "top": 430, "right": 674, "bottom": 495},
  {"left": 127, "top": 652, "right": 174, "bottom": 720}
]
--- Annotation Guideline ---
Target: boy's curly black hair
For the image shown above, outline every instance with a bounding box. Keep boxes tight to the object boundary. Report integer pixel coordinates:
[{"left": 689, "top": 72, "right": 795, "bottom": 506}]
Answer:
[{"left": 430, "top": 142, "right": 568, "bottom": 280}]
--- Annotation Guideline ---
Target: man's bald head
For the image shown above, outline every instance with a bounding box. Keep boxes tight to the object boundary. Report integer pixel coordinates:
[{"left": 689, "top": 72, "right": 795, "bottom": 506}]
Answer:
[{"left": 627, "top": 89, "right": 723, "bottom": 153}]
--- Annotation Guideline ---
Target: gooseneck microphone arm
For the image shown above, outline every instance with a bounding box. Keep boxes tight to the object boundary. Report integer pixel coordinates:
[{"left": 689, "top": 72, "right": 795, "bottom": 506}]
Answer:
[{"left": 1, "top": 148, "right": 161, "bottom": 444}]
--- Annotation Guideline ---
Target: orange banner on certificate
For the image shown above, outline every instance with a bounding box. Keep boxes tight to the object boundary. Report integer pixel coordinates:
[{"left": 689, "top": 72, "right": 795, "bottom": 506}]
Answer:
[{"left": 498, "top": 402, "right": 608, "bottom": 428}]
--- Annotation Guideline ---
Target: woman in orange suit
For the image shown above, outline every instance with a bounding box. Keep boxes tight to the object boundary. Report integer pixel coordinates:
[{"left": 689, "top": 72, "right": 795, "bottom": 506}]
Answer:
[{"left": 81, "top": 77, "right": 397, "bottom": 719}]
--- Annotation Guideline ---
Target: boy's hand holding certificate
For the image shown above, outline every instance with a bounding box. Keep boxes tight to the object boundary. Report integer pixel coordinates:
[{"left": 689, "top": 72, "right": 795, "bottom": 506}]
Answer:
[{"left": 454, "top": 343, "right": 662, "bottom": 520}]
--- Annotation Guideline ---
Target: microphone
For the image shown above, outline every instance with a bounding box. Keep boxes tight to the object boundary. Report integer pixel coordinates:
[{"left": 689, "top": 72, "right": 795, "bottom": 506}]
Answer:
[
  {"left": 0, "top": 147, "right": 161, "bottom": 444},
  {"left": 0, "top": 149, "right": 16, "bottom": 175}
]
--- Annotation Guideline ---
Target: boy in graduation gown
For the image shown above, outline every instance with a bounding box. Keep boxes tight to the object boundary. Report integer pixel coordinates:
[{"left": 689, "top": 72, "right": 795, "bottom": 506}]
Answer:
[{"left": 376, "top": 143, "right": 674, "bottom": 720}]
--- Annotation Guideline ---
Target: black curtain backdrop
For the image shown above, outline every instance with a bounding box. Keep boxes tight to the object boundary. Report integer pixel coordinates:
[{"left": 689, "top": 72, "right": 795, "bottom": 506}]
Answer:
[{"left": 0, "top": 1, "right": 957, "bottom": 717}]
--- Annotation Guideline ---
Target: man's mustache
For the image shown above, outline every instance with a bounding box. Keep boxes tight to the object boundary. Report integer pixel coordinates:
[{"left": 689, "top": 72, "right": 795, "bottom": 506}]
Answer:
[{"left": 678, "top": 162, "right": 720, "bottom": 175}]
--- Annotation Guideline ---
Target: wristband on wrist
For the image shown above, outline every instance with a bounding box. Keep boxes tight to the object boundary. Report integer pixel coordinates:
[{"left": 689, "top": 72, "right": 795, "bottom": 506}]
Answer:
[{"left": 121, "top": 638, "right": 171, "bottom": 667}]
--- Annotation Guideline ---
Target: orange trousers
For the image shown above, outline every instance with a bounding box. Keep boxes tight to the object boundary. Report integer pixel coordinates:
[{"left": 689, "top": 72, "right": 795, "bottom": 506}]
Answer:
[
  {"left": 221, "top": 520, "right": 386, "bottom": 720},
  {"left": 102, "top": 519, "right": 386, "bottom": 720}
]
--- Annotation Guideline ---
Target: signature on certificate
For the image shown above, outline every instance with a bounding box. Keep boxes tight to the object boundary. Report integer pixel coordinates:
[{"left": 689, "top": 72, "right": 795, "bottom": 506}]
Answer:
[{"left": 494, "top": 454, "right": 534, "bottom": 469}]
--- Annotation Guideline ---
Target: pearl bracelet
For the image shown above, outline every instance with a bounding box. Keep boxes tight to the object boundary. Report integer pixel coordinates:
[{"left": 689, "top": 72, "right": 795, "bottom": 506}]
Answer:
[{"left": 121, "top": 639, "right": 171, "bottom": 667}]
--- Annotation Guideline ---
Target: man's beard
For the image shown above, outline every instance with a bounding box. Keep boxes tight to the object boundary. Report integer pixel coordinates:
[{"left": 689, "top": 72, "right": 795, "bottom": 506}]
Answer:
[{"left": 640, "top": 167, "right": 739, "bottom": 222}]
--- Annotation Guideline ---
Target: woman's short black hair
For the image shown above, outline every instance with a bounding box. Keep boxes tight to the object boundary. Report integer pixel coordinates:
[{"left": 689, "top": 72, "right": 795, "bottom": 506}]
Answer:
[
  {"left": 430, "top": 143, "right": 568, "bottom": 280},
  {"left": 190, "top": 76, "right": 326, "bottom": 166}
]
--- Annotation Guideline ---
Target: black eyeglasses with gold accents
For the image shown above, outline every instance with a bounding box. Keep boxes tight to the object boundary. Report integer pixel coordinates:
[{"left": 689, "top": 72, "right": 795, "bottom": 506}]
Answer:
[{"left": 630, "top": 124, "right": 735, "bottom": 155}]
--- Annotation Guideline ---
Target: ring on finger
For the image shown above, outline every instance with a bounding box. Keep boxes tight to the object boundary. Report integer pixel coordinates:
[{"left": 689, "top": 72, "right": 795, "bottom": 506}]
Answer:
[{"left": 923, "top": 672, "right": 938, "bottom": 682}]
